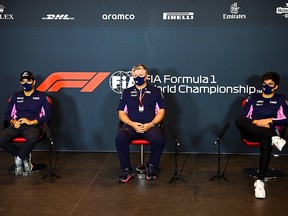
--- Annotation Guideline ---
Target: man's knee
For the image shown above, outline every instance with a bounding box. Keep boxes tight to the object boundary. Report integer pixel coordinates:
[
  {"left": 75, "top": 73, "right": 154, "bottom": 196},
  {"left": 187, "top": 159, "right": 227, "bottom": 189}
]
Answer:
[
  {"left": 149, "top": 135, "right": 165, "bottom": 148},
  {"left": 115, "top": 129, "right": 130, "bottom": 145},
  {"left": 25, "top": 136, "right": 39, "bottom": 145}
]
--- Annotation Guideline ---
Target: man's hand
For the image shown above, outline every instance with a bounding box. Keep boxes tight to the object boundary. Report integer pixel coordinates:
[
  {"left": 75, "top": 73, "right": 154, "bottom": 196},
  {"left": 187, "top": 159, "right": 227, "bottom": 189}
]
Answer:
[
  {"left": 11, "top": 120, "right": 21, "bottom": 129},
  {"left": 141, "top": 123, "right": 153, "bottom": 132},
  {"left": 18, "top": 118, "right": 38, "bottom": 126},
  {"left": 252, "top": 119, "right": 272, "bottom": 128},
  {"left": 131, "top": 122, "right": 153, "bottom": 133},
  {"left": 131, "top": 122, "right": 145, "bottom": 133}
]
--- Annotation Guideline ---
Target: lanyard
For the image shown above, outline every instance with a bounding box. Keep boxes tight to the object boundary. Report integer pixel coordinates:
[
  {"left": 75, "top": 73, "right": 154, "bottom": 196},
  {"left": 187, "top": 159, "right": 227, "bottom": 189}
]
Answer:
[{"left": 138, "top": 89, "right": 146, "bottom": 106}]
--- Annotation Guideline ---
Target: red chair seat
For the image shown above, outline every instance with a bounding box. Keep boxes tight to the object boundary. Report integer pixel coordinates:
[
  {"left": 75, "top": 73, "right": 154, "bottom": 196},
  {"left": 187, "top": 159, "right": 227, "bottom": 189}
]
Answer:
[
  {"left": 130, "top": 139, "right": 150, "bottom": 145},
  {"left": 12, "top": 134, "right": 45, "bottom": 143},
  {"left": 12, "top": 137, "right": 26, "bottom": 143},
  {"left": 242, "top": 138, "right": 260, "bottom": 147}
]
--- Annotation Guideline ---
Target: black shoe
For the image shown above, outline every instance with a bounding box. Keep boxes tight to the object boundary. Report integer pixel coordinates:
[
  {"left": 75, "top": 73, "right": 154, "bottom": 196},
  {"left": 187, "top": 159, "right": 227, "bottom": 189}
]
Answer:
[
  {"left": 146, "top": 163, "right": 160, "bottom": 180},
  {"left": 117, "top": 168, "right": 135, "bottom": 183}
]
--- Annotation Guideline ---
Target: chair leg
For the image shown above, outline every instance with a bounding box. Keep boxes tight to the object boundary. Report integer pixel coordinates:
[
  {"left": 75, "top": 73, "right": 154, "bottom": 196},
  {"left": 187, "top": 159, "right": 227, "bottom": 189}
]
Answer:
[{"left": 135, "top": 145, "right": 146, "bottom": 178}]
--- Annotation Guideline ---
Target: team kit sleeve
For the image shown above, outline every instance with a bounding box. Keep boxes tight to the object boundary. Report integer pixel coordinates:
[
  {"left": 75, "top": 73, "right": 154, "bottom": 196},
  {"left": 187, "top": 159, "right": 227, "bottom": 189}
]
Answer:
[
  {"left": 241, "top": 95, "right": 254, "bottom": 121},
  {"left": 35, "top": 94, "right": 52, "bottom": 125},
  {"left": 4, "top": 93, "right": 17, "bottom": 123},
  {"left": 272, "top": 96, "right": 288, "bottom": 126}
]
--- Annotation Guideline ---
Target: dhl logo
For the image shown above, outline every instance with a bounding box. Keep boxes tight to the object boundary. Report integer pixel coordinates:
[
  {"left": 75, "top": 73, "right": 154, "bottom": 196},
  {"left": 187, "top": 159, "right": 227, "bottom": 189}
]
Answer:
[{"left": 37, "top": 72, "right": 110, "bottom": 92}]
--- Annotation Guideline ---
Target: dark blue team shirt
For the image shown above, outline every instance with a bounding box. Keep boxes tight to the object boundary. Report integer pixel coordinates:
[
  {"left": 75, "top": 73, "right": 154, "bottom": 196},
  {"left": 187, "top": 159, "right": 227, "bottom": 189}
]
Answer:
[
  {"left": 242, "top": 93, "right": 288, "bottom": 126},
  {"left": 117, "top": 84, "right": 166, "bottom": 123},
  {"left": 5, "top": 90, "right": 52, "bottom": 125}
]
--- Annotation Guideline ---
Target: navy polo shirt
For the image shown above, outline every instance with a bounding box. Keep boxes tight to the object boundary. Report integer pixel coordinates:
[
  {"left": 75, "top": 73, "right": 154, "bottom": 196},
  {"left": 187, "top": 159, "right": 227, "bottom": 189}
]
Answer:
[
  {"left": 117, "top": 84, "right": 166, "bottom": 123},
  {"left": 5, "top": 90, "right": 52, "bottom": 125}
]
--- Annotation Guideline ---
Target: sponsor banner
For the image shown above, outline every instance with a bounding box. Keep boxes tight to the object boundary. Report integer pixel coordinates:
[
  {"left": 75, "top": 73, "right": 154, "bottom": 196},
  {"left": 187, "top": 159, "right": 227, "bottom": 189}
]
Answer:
[
  {"left": 276, "top": 3, "right": 288, "bottom": 18},
  {"left": 0, "top": 4, "right": 14, "bottom": 20},
  {"left": 223, "top": 2, "right": 246, "bottom": 20},
  {"left": 0, "top": 1, "right": 287, "bottom": 27}
]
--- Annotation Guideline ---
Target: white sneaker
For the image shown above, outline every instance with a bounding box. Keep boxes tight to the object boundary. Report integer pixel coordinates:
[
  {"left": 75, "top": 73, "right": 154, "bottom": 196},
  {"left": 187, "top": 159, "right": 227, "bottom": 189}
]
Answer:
[
  {"left": 23, "top": 159, "right": 33, "bottom": 173},
  {"left": 254, "top": 180, "right": 266, "bottom": 199},
  {"left": 271, "top": 136, "right": 286, "bottom": 151},
  {"left": 14, "top": 156, "right": 23, "bottom": 176}
]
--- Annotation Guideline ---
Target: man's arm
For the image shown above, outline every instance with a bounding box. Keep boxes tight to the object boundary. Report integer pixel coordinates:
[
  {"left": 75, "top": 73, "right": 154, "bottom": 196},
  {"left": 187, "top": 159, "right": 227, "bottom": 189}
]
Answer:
[
  {"left": 151, "top": 109, "right": 165, "bottom": 126},
  {"left": 142, "top": 108, "right": 165, "bottom": 132}
]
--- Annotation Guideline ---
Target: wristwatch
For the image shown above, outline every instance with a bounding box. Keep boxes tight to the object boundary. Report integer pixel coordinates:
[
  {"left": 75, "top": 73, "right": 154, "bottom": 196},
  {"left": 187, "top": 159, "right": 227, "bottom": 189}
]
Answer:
[{"left": 151, "top": 122, "right": 155, "bottom": 127}]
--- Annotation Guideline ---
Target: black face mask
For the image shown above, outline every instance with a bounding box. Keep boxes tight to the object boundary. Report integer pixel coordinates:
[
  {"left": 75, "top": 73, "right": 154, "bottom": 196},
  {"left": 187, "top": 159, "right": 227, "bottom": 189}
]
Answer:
[
  {"left": 262, "top": 84, "right": 274, "bottom": 94},
  {"left": 22, "top": 83, "right": 33, "bottom": 91},
  {"left": 134, "top": 76, "right": 145, "bottom": 86}
]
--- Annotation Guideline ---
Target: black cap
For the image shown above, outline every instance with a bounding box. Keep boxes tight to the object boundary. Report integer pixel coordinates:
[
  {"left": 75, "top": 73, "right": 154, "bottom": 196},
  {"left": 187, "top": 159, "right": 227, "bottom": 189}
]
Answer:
[{"left": 20, "top": 71, "right": 35, "bottom": 81}]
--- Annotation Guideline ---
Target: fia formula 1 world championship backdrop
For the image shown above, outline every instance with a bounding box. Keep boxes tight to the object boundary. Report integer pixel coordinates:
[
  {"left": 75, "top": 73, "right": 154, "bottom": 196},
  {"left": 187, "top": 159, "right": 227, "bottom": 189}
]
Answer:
[{"left": 0, "top": 0, "right": 288, "bottom": 154}]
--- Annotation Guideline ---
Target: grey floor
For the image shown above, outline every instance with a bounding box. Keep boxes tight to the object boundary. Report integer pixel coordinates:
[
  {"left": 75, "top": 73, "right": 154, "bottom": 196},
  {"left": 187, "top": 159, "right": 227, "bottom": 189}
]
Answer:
[{"left": 0, "top": 151, "right": 288, "bottom": 216}]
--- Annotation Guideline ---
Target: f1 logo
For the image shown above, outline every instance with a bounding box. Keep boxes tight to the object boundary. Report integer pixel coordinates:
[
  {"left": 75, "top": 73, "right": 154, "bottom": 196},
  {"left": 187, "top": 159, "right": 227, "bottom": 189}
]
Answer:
[{"left": 37, "top": 72, "right": 110, "bottom": 92}]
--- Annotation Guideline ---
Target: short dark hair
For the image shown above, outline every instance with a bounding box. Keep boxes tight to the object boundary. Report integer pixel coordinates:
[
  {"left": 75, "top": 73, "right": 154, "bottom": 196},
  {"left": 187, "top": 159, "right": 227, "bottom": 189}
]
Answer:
[{"left": 261, "top": 71, "right": 280, "bottom": 86}]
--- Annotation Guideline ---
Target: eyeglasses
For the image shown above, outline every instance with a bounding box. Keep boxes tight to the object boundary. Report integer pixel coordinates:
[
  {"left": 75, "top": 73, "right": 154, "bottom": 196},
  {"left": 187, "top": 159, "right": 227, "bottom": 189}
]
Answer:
[{"left": 20, "top": 79, "right": 34, "bottom": 84}]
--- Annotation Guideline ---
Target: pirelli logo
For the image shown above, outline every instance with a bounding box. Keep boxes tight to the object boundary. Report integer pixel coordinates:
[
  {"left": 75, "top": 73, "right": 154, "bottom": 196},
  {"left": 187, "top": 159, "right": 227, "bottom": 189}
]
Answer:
[{"left": 37, "top": 72, "right": 110, "bottom": 92}]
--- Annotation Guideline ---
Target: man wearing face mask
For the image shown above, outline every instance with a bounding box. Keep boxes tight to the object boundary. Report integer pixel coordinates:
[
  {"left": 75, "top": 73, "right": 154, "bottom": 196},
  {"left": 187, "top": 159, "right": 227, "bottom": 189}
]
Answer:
[
  {"left": 235, "top": 71, "right": 288, "bottom": 199},
  {"left": 0, "top": 71, "right": 52, "bottom": 176},
  {"left": 115, "top": 64, "right": 166, "bottom": 183}
]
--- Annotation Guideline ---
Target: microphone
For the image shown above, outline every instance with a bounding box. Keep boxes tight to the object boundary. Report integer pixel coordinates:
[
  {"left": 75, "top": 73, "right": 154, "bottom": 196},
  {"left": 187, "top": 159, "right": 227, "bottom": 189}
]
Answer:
[{"left": 217, "top": 123, "right": 230, "bottom": 140}]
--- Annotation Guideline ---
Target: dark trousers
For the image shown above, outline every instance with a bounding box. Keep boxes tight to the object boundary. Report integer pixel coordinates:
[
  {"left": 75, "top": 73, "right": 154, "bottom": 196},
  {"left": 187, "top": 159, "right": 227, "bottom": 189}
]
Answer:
[
  {"left": 235, "top": 116, "right": 277, "bottom": 180},
  {"left": 115, "top": 124, "right": 165, "bottom": 170},
  {"left": 0, "top": 124, "right": 41, "bottom": 160}
]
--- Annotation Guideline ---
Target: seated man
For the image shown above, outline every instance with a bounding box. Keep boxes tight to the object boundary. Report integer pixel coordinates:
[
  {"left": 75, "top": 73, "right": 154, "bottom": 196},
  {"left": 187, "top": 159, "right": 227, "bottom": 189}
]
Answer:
[
  {"left": 0, "top": 71, "right": 52, "bottom": 175},
  {"left": 235, "top": 71, "right": 288, "bottom": 199},
  {"left": 115, "top": 64, "right": 166, "bottom": 183}
]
